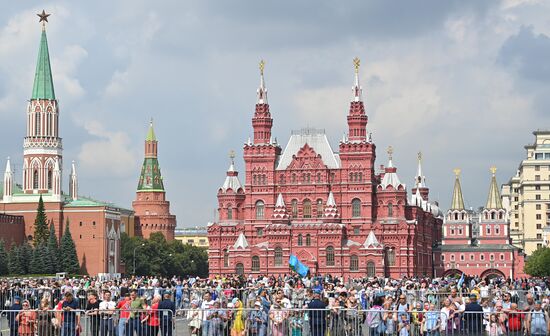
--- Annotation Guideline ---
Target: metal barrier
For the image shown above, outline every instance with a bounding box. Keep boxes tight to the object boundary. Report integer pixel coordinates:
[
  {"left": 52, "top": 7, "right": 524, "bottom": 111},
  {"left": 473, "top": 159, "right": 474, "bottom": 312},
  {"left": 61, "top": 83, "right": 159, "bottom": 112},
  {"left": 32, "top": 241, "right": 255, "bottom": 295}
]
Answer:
[{"left": 1, "top": 307, "right": 545, "bottom": 336}]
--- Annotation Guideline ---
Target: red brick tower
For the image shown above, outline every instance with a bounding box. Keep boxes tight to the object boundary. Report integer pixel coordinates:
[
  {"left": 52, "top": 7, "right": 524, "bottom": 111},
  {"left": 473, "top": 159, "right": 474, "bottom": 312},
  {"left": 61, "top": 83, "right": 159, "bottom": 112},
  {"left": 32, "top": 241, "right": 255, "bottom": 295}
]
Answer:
[{"left": 133, "top": 121, "right": 176, "bottom": 240}]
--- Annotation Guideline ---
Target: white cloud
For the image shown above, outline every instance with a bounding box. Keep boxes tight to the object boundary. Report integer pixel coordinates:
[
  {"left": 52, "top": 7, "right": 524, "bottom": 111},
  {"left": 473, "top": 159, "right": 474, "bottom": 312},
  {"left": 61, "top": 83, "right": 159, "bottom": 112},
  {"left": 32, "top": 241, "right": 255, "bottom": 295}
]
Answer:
[{"left": 78, "top": 120, "right": 138, "bottom": 177}]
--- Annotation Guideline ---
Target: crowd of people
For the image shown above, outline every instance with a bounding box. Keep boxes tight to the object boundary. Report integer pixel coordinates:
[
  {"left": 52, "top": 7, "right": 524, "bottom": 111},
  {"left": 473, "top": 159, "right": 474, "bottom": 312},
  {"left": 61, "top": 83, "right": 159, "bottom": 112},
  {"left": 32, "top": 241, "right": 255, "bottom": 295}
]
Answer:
[{"left": 0, "top": 274, "right": 549, "bottom": 336}]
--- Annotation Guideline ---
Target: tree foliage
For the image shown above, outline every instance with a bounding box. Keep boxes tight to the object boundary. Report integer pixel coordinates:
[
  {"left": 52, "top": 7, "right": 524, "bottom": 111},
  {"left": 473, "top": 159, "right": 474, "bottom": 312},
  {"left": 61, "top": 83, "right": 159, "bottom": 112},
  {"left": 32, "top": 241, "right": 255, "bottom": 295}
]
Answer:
[
  {"left": 47, "top": 222, "right": 60, "bottom": 273},
  {"left": 0, "top": 240, "right": 8, "bottom": 275},
  {"left": 60, "top": 219, "right": 80, "bottom": 274},
  {"left": 8, "top": 243, "right": 24, "bottom": 275},
  {"left": 33, "top": 195, "right": 49, "bottom": 246},
  {"left": 524, "top": 247, "right": 550, "bottom": 277},
  {"left": 121, "top": 232, "right": 208, "bottom": 277}
]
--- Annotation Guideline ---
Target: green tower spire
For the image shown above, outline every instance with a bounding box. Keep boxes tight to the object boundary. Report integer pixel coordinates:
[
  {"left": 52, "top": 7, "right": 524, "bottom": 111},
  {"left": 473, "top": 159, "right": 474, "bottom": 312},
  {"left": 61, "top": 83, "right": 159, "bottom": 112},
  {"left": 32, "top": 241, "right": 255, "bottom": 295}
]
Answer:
[
  {"left": 137, "top": 121, "right": 164, "bottom": 192},
  {"left": 31, "top": 27, "right": 55, "bottom": 100}
]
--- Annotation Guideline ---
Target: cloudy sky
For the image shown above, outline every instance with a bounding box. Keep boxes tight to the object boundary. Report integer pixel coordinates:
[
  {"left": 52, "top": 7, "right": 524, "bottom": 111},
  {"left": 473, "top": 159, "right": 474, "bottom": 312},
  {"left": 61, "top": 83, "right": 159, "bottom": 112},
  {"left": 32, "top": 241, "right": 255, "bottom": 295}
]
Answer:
[{"left": 1, "top": 0, "right": 549, "bottom": 226}]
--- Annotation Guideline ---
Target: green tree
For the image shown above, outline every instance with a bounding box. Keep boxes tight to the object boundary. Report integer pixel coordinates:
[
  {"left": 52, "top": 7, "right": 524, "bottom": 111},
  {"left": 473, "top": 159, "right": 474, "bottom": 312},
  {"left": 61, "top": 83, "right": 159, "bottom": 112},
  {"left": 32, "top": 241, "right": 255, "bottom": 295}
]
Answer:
[
  {"left": 0, "top": 240, "right": 8, "bottom": 275},
  {"left": 19, "top": 240, "right": 33, "bottom": 274},
  {"left": 47, "top": 222, "right": 59, "bottom": 273},
  {"left": 33, "top": 195, "right": 48, "bottom": 246},
  {"left": 524, "top": 247, "right": 550, "bottom": 276},
  {"left": 7, "top": 244, "right": 24, "bottom": 274},
  {"left": 29, "top": 244, "right": 45, "bottom": 274},
  {"left": 60, "top": 219, "right": 80, "bottom": 274}
]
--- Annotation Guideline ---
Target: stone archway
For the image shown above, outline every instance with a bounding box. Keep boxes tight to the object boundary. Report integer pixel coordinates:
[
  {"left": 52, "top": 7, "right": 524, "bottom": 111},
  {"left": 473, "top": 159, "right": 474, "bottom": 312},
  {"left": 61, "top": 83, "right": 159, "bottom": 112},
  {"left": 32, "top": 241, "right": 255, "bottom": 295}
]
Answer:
[
  {"left": 480, "top": 268, "right": 506, "bottom": 280},
  {"left": 442, "top": 269, "right": 463, "bottom": 278}
]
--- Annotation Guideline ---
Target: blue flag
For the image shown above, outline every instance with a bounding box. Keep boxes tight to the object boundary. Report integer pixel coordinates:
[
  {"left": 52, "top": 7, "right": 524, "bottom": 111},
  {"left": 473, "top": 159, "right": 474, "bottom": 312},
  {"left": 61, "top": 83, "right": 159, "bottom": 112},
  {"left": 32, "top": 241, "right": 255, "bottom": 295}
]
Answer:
[
  {"left": 289, "top": 254, "right": 309, "bottom": 277},
  {"left": 457, "top": 272, "right": 465, "bottom": 288}
]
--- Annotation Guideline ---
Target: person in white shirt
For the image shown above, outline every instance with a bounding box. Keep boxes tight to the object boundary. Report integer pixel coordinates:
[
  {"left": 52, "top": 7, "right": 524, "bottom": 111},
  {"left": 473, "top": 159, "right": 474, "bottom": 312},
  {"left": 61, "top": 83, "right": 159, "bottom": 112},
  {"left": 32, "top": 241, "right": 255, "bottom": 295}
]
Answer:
[
  {"left": 200, "top": 292, "right": 215, "bottom": 336},
  {"left": 98, "top": 291, "right": 116, "bottom": 336}
]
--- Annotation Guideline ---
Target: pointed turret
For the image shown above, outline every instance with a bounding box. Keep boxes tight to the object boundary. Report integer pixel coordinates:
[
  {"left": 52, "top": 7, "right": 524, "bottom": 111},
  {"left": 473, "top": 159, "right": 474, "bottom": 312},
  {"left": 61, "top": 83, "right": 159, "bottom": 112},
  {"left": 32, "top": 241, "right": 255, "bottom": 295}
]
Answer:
[
  {"left": 364, "top": 231, "right": 382, "bottom": 249},
  {"left": 233, "top": 232, "right": 249, "bottom": 249},
  {"left": 252, "top": 60, "right": 273, "bottom": 144},
  {"left": 31, "top": 21, "right": 55, "bottom": 100},
  {"left": 323, "top": 191, "right": 340, "bottom": 219},
  {"left": 3, "top": 157, "right": 13, "bottom": 202},
  {"left": 137, "top": 121, "right": 164, "bottom": 191},
  {"left": 412, "top": 151, "right": 429, "bottom": 201},
  {"left": 485, "top": 166, "right": 503, "bottom": 210},
  {"left": 347, "top": 57, "right": 368, "bottom": 142},
  {"left": 52, "top": 158, "right": 61, "bottom": 199},
  {"left": 69, "top": 160, "right": 78, "bottom": 201},
  {"left": 450, "top": 168, "right": 465, "bottom": 210},
  {"left": 380, "top": 146, "right": 404, "bottom": 190},
  {"left": 272, "top": 193, "right": 289, "bottom": 220},
  {"left": 220, "top": 151, "right": 243, "bottom": 192}
]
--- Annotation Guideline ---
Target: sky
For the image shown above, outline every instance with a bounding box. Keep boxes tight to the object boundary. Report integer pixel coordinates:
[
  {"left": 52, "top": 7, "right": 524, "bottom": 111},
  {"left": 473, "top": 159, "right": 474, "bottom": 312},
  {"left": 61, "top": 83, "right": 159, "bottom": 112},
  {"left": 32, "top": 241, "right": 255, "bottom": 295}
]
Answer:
[{"left": 1, "top": 0, "right": 550, "bottom": 227}]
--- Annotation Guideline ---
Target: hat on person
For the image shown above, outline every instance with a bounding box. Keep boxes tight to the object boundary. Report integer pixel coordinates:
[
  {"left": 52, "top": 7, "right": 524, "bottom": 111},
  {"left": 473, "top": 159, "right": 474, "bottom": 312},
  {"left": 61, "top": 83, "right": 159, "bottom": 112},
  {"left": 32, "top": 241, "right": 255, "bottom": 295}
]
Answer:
[
  {"left": 232, "top": 298, "right": 239, "bottom": 305},
  {"left": 191, "top": 300, "right": 199, "bottom": 306},
  {"left": 254, "top": 301, "right": 261, "bottom": 307},
  {"left": 13, "top": 296, "right": 21, "bottom": 301},
  {"left": 469, "top": 293, "right": 477, "bottom": 299}
]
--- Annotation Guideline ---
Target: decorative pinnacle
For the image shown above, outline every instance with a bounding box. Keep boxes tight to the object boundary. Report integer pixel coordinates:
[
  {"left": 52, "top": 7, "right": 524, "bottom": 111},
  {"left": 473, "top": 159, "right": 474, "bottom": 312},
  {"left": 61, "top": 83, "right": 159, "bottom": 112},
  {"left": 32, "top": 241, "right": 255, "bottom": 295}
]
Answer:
[
  {"left": 37, "top": 10, "right": 51, "bottom": 29},
  {"left": 490, "top": 166, "right": 497, "bottom": 175},
  {"left": 387, "top": 145, "right": 393, "bottom": 160},
  {"left": 453, "top": 168, "right": 461, "bottom": 177},
  {"left": 417, "top": 151, "right": 422, "bottom": 162},
  {"left": 353, "top": 57, "right": 360, "bottom": 73},
  {"left": 259, "top": 59, "right": 265, "bottom": 75},
  {"left": 229, "top": 150, "right": 236, "bottom": 165}
]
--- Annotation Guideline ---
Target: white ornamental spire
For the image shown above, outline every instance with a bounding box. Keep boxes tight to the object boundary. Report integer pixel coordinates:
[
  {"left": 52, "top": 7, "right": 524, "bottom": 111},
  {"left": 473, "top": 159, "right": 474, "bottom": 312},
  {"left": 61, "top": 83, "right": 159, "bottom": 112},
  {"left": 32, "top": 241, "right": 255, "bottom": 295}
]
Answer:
[
  {"left": 52, "top": 158, "right": 61, "bottom": 199},
  {"left": 257, "top": 59, "right": 268, "bottom": 104},
  {"left": 352, "top": 57, "right": 363, "bottom": 102},
  {"left": 69, "top": 160, "right": 78, "bottom": 201},
  {"left": 415, "top": 151, "right": 426, "bottom": 188},
  {"left": 3, "top": 157, "right": 13, "bottom": 202}
]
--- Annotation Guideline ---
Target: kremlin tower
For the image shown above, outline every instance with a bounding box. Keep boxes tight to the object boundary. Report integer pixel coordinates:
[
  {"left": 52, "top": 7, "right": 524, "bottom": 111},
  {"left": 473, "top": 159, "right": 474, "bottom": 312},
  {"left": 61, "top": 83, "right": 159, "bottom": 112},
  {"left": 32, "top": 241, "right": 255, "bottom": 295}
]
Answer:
[{"left": 133, "top": 121, "right": 176, "bottom": 240}]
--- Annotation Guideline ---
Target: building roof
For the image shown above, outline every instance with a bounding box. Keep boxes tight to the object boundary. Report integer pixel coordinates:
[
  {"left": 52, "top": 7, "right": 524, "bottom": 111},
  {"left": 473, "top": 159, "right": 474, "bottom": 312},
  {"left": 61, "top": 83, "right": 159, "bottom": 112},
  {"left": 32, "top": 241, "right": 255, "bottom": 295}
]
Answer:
[
  {"left": 276, "top": 128, "right": 340, "bottom": 170},
  {"left": 486, "top": 168, "right": 503, "bottom": 209},
  {"left": 146, "top": 120, "right": 156, "bottom": 141},
  {"left": 137, "top": 157, "right": 165, "bottom": 192},
  {"left": 233, "top": 232, "right": 249, "bottom": 249},
  {"left": 31, "top": 29, "right": 55, "bottom": 100},
  {"left": 221, "top": 163, "right": 243, "bottom": 192},
  {"left": 364, "top": 231, "right": 382, "bottom": 249},
  {"left": 450, "top": 169, "right": 465, "bottom": 210}
]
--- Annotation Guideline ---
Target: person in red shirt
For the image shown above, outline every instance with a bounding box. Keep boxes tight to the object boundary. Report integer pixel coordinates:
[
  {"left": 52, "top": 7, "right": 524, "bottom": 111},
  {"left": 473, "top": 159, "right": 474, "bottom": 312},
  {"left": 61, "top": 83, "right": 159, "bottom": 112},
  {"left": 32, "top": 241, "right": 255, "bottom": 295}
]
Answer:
[
  {"left": 144, "top": 295, "right": 161, "bottom": 336},
  {"left": 116, "top": 293, "right": 131, "bottom": 336}
]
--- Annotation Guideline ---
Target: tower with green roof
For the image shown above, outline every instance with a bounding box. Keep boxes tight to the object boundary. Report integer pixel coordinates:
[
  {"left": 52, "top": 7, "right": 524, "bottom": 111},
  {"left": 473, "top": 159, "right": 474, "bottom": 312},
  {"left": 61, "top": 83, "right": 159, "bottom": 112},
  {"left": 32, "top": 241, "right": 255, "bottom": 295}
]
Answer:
[
  {"left": 21, "top": 12, "right": 63, "bottom": 198},
  {"left": 132, "top": 121, "right": 176, "bottom": 240}
]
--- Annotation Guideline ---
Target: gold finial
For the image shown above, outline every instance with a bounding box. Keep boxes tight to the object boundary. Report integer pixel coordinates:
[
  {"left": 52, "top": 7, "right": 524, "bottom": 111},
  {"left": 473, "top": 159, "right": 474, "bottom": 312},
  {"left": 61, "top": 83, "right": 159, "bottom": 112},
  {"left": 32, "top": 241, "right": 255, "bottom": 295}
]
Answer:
[
  {"left": 37, "top": 10, "right": 51, "bottom": 29},
  {"left": 453, "top": 168, "right": 461, "bottom": 177},
  {"left": 353, "top": 57, "right": 360, "bottom": 74},
  {"left": 387, "top": 145, "right": 393, "bottom": 160},
  {"left": 417, "top": 151, "right": 422, "bottom": 162},
  {"left": 229, "top": 150, "right": 236, "bottom": 165},
  {"left": 259, "top": 59, "right": 265, "bottom": 75},
  {"left": 490, "top": 166, "right": 497, "bottom": 175}
]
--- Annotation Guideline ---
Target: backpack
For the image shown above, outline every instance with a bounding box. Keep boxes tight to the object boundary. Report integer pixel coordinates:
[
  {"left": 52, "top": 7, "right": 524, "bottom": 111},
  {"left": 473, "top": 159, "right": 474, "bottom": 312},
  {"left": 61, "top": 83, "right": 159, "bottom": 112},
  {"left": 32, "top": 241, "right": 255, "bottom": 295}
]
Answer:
[
  {"left": 531, "top": 311, "right": 548, "bottom": 334},
  {"left": 506, "top": 313, "right": 521, "bottom": 331}
]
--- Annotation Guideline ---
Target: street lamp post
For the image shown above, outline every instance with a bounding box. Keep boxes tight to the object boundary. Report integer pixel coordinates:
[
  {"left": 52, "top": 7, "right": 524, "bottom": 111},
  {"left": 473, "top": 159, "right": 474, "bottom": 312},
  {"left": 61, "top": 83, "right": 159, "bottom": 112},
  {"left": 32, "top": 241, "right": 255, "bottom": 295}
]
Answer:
[{"left": 133, "top": 243, "right": 145, "bottom": 275}]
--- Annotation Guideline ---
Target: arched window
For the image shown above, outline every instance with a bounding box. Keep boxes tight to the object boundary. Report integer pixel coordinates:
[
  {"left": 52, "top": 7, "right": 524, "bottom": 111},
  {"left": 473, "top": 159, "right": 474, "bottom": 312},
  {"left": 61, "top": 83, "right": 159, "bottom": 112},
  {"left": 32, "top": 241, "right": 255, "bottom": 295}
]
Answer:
[
  {"left": 350, "top": 255, "right": 358, "bottom": 271},
  {"left": 255, "top": 200, "right": 265, "bottom": 219},
  {"left": 280, "top": 174, "right": 285, "bottom": 184},
  {"left": 495, "top": 226, "right": 500, "bottom": 235},
  {"left": 224, "top": 250, "right": 229, "bottom": 267},
  {"left": 499, "top": 212, "right": 503, "bottom": 220},
  {"left": 33, "top": 170, "right": 39, "bottom": 189},
  {"left": 358, "top": 172, "right": 363, "bottom": 182},
  {"left": 491, "top": 212, "right": 496, "bottom": 220},
  {"left": 388, "top": 203, "right": 393, "bottom": 217},
  {"left": 35, "top": 113, "right": 40, "bottom": 135},
  {"left": 387, "top": 248, "right": 395, "bottom": 266},
  {"left": 291, "top": 199, "right": 298, "bottom": 218},
  {"left": 235, "top": 263, "right": 244, "bottom": 275},
  {"left": 480, "top": 254, "right": 485, "bottom": 261},
  {"left": 291, "top": 174, "right": 296, "bottom": 183},
  {"left": 306, "top": 234, "right": 311, "bottom": 246},
  {"left": 303, "top": 199, "right": 312, "bottom": 218},
  {"left": 253, "top": 175, "right": 257, "bottom": 184},
  {"left": 297, "top": 234, "right": 303, "bottom": 246},
  {"left": 367, "top": 261, "right": 376, "bottom": 277},
  {"left": 454, "top": 213, "right": 458, "bottom": 220},
  {"left": 490, "top": 254, "right": 495, "bottom": 261},
  {"left": 352, "top": 198, "right": 361, "bottom": 218},
  {"left": 227, "top": 206, "right": 233, "bottom": 220},
  {"left": 251, "top": 256, "right": 260, "bottom": 272},
  {"left": 349, "top": 172, "right": 354, "bottom": 182},
  {"left": 306, "top": 173, "right": 311, "bottom": 183},
  {"left": 316, "top": 199, "right": 323, "bottom": 218},
  {"left": 47, "top": 170, "right": 52, "bottom": 190},
  {"left": 326, "top": 246, "right": 335, "bottom": 266},
  {"left": 274, "top": 247, "right": 283, "bottom": 266},
  {"left": 316, "top": 173, "right": 321, "bottom": 183}
]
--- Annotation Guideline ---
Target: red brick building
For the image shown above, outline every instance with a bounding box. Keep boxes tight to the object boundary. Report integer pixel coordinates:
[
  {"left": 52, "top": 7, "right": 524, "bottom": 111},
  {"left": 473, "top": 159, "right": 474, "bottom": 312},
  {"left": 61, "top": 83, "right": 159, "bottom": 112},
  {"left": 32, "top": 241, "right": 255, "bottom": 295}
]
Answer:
[
  {"left": 208, "top": 60, "right": 443, "bottom": 279},
  {"left": 0, "top": 213, "right": 25, "bottom": 246},
  {"left": 436, "top": 168, "right": 525, "bottom": 279}
]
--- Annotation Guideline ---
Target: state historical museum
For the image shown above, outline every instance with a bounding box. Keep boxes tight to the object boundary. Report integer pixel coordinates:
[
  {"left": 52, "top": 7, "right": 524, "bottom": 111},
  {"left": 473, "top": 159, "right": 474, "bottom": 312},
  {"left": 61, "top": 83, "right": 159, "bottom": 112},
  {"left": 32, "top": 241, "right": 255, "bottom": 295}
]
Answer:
[{"left": 208, "top": 59, "right": 443, "bottom": 279}]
